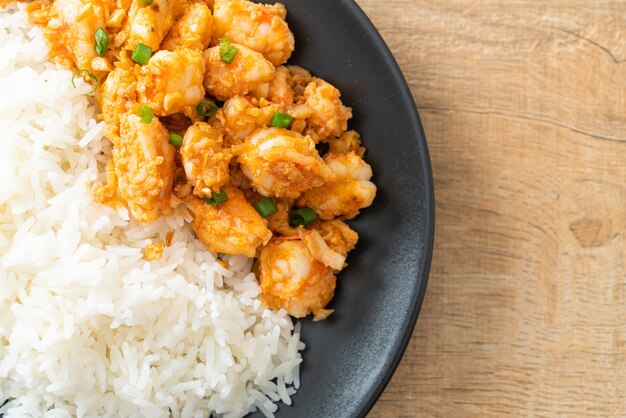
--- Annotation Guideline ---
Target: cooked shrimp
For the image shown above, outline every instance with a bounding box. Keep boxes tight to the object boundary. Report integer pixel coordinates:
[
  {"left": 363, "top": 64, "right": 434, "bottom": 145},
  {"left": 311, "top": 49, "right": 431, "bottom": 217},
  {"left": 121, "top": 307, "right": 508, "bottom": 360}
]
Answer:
[
  {"left": 100, "top": 62, "right": 138, "bottom": 143},
  {"left": 297, "top": 152, "right": 376, "bottom": 220},
  {"left": 212, "top": 0, "right": 294, "bottom": 65},
  {"left": 185, "top": 186, "right": 272, "bottom": 257},
  {"left": 214, "top": 95, "right": 280, "bottom": 146},
  {"left": 286, "top": 65, "right": 311, "bottom": 96},
  {"left": 136, "top": 48, "right": 206, "bottom": 117},
  {"left": 266, "top": 66, "right": 294, "bottom": 105},
  {"left": 301, "top": 230, "right": 346, "bottom": 271},
  {"left": 236, "top": 128, "right": 333, "bottom": 198},
  {"left": 315, "top": 219, "right": 359, "bottom": 258},
  {"left": 259, "top": 239, "right": 336, "bottom": 320},
  {"left": 118, "top": 0, "right": 175, "bottom": 51},
  {"left": 181, "top": 122, "right": 232, "bottom": 198},
  {"left": 47, "top": 0, "right": 109, "bottom": 71},
  {"left": 203, "top": 43, "right": 274, "bottom": 101},
  {"left": 328, "top": 130, "right": 366, "bottom": 157},
  {"left": 303, "top": 77, "right": 352, "bottom": 141},
  {"left": 285, "top": 103, "right": 313, "bottom": 134},
  {"left": 160, "top": 2, "right": 213, "bottom": 51},
  {"left": 113, "top": 112, "right": 176, "bottom": 223}
]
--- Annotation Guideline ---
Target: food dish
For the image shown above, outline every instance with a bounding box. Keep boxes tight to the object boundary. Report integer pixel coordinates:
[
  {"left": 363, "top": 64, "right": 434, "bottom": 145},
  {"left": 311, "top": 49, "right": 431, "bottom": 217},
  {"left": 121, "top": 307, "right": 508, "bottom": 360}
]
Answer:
[
  {"left": 0, "top": 0, "right": 433, "bottom": 417},
  {"left": 26, "top": 0, "right": 377, "bottom": 321}
]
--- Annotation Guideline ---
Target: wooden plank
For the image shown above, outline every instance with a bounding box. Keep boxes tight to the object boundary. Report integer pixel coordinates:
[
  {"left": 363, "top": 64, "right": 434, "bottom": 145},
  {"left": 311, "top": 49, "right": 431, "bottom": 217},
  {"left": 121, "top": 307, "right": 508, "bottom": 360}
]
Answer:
[{"left": 356, "top": 1, "right": 626, "bottom": 416}]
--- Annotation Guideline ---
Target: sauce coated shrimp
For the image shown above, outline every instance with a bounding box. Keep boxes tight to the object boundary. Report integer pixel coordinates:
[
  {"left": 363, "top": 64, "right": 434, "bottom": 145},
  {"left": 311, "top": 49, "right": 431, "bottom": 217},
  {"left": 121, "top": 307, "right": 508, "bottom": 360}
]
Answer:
[
  {"left": 181, "top": 122, "right": 232, "bottom": 198},
  {"left": 213, "top": 0, "right": 294, "bottom": 65},
  {"left": 136, "top": 48, "right": 206, "bottom": 117},
  {"left": 236, "top": 128, "right": 333, "bottom": 198},
  {"left": 118, "top": 0, "right": 175, "bottom": 51},
  {"left": 304, "top": 77, "right": 352, "bottom": 141},
  {"left": 298, "top": 152, "right": 376, "bottom": 220},
  {"left": 203, "top": 43, "right": 274, "bottom": 101},
  {"left": 160, "top": 2, "right": 213, "bottom": 51},
  {"left": 112, "top": 112, "right": 176, "bottom": 223},
  {"left": 185, "top": 186, "right": 272, "bottom": 257},
  {"left": 259, "top": 238, "right": 336, "bottom": 320}
]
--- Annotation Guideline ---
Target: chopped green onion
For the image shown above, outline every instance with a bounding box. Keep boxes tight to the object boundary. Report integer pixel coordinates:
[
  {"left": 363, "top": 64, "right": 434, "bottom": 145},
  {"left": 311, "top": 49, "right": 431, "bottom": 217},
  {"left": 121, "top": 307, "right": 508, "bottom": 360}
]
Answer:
[
  {"left": 71, "top": 69, "right": 99, "bottom": 95},
  {"left": 289, "top": 207, "right": 317, "bottom": 227},
  {"left": 269, "top": 112, "right": 293, "bottom": 129},
  {"left": 219, "top": 37, "right": 231, "bottom": 51},
  {"left": 197, "top": 101, "right": 218, "bottom": 118},
  {"left": 219, "top": 37, "right": 239, "bottom": 63},
  {"left": 136, "top": 106, "right": 154, "bottom": 123},
  {"left": 254, "top": 198, "right": 278, "bottom": 218},
  {"left": 131, "top": 43, "right": 152, "bottom": 65},
  {"left": 168, "top": 133, "right": 183, "bottom": 148},
  {"left": 204, "top": 190, "right": 229, "bottom": 206},
  {"left": 138, "top": 0, "right": 153, "bottom": 4},
  {"left": 221, "top": 46, "right": 239, "bottom": 63},
  {"left": 94, "top": 28, "right": 109, "bottom": 57}
]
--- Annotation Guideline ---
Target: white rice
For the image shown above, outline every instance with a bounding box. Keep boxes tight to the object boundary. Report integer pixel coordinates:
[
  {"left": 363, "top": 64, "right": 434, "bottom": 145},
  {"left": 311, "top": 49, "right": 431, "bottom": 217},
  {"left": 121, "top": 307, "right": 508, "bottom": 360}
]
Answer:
[{"left": 0, "top": 7, "right": 303, "bottom": 418}]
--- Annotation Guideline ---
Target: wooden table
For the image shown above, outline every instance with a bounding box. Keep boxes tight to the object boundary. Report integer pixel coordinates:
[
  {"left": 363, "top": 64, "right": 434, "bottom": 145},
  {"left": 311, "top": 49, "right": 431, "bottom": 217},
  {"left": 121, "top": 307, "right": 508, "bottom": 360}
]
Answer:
[{"left": 358, "top": 1, "right": 626, "bottom": 416}]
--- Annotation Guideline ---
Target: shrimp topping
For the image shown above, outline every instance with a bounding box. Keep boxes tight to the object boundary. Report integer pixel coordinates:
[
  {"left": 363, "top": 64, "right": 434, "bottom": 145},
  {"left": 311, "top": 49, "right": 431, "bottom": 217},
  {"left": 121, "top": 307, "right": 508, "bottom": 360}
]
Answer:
[
  {"left": 46, "top": 0, "right": 108, "bottom": 72},
  {"left": 215, "top": 95, "right": 282, "bottom": 146},
  {"left": 259, "top": 238, "right": 336, "bottom": 320},
  {"left": 298, "top": 152, "right": 376, "bottom": 220},
  {"left": 266, "top": 66, "right": 294, "bottom": 105},
  {"left": 161, "top": 2, "right": 213, "bottom": 51},
  {"left": 112, "top": 113, "right": 176, "bottom": 223},
  {"left": 315, "top": 219, "right": 359, "bottom": 258},
  {"left": 213, "top": 0, "right": 294, "bottom": 65},
  {"left": 100, "top": 62, "right": 138, "bottom": 143},
  {"left": 181, "top": 122, "right": 232, "bottom": 198},
  {"left": 304, "top": 77, "right": 352, "bottom": 141},
  {"left": 118, "top": 0, "right": 175, "bottom": 51},
  {"left": 203, "top": 43, "right": 275, "bottom": 101},
  {"left": 185, "top": 186, "right": 272, "bottom": 257},
  {"left": 136, "top": 48, "right": 206, "bottom": 117},
  {"left": 236, "top": 128, "right": 333, "bottom": 198}
]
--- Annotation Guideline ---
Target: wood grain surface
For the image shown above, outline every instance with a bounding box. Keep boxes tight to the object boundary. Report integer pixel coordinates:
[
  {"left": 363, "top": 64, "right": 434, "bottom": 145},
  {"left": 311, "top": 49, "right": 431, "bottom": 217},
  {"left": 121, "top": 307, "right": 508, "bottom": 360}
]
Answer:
[{"left": 357, "top": 1, "right": 626, "bottom": 416}]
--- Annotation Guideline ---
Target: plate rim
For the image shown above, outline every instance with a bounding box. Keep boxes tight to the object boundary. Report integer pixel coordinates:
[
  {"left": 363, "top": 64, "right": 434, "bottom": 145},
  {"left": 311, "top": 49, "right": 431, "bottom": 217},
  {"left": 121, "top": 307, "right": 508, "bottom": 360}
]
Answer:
[{"left": 339, "top": 1, "right": 435, "bottom": 416}]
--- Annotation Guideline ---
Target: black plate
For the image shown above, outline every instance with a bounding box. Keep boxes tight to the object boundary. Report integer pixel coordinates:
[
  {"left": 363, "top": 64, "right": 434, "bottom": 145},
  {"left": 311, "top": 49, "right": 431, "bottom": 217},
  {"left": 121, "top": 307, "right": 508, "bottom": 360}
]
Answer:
[{"left": 250, "top": 1, "right": 435, "bottom": 417}]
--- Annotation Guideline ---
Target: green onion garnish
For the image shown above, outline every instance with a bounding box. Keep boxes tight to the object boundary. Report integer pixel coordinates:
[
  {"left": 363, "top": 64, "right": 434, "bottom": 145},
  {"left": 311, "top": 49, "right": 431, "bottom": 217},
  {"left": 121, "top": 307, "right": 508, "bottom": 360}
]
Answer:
[
  {"left": 138, "top": 0, "right": 153, "bottom": 4},
  {"left": 168, "top": 133, "right": 183, "bottom": 148},
  {"left": 71, "top": 69, "right": 99, "bottom": 95},
  {"left": 254, "top": 198, "right": 278, "bottom": 218},
  {"left": 204, "top": 190, "right": 229, "bottom": 206},
  {"left": 288, "top": 207, "right": 317, "bottom": 227},
  {"left": 136, "top": 106, "right": 154, "bottom": 123},
  {"left": 94, "top": 28, "right": 109, "bottom": 57},
  {"left": 270, "top": 112, "right": 293, "bottom": 129},
  {"left": 131, "top": 43, "right": 152, "bottom": 65},
  {"left": 221, "top": 46, "right": 239, "bottom": 63},
  {"left": 197, "top": 101, "right": 218, "bottom": 118},
  {"left": 219, "top": 37, "right": 239, "bottom": 63}
]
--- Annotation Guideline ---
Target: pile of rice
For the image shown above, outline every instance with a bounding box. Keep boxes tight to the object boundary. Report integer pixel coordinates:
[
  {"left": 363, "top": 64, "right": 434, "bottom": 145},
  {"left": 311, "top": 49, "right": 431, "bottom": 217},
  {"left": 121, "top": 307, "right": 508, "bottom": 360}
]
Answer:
[{"left": 0, "top": 7, "right": 303, "bottom": 418}]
